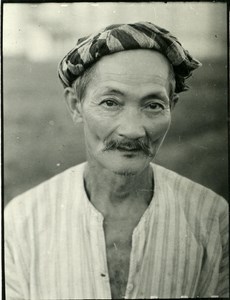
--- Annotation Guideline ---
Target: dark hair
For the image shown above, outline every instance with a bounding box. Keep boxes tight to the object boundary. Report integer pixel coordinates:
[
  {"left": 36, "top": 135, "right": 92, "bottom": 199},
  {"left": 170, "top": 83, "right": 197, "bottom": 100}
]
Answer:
[
  {"left": 168, "top": 64, "right": 176, "bottom": 101},
  {"left": 72, "top": 64, "right": 97, "bottom": 101}
]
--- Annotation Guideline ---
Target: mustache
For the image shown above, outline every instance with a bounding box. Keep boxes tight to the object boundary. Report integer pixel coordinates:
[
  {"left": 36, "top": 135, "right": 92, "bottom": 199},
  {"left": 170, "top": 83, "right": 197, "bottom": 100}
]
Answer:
[{"left": 103, "top": 137, "right": 154, "bottom": 157}]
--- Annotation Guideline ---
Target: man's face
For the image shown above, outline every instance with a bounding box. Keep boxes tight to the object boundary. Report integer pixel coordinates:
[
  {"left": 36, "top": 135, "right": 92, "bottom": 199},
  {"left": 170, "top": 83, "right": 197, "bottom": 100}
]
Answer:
[{"left": 79, "top": 49, "right": 172, "bottom": 175}]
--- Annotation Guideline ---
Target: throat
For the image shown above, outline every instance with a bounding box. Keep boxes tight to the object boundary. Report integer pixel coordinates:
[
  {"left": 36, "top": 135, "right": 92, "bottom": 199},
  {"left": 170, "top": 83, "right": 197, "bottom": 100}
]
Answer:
[{"left": 83, "top": 163, "right": 154, "bottom": 211}]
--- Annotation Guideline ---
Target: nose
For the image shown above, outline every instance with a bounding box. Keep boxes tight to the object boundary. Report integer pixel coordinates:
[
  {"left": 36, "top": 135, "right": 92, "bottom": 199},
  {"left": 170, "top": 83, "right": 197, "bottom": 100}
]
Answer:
[{"left": 117, "top": 108, "right": 146, "bottom": 139}]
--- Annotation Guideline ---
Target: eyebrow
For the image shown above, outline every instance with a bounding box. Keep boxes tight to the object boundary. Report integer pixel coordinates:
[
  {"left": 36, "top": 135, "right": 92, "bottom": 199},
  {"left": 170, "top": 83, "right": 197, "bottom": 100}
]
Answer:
[
  {"left": 96, "top": 86, "right": 169, "bottom": 101},
  {"left": 98, "top": 87, "right": 125, "bottom": 96},
  {"left": 141, "top": 91, "right": 169, "bottom": 101}
]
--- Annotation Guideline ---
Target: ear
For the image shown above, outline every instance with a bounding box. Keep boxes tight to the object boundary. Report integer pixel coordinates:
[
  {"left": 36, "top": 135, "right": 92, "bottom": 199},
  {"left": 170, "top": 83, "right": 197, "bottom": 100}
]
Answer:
[
  {"left": 64, "top": 87, "right": 83, "bottom": 124},
  {"left": 170, "top": 93, "right": 179, "bottom": 110}
]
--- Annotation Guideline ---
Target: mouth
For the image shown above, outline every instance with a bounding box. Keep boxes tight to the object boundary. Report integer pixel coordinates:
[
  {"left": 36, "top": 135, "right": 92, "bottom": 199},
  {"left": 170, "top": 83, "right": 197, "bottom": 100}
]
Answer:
[{"left": 116, "top": 146, "right": 142, "bottom": 152}]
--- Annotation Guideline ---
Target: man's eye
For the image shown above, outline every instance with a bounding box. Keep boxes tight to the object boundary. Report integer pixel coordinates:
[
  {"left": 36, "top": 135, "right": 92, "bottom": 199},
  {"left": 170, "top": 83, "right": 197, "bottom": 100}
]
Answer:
[
  {"left": 146, "top": 102, "right": 164, "bottom": 111},
  {"left": 101, "top": 100, "right": 118, "bottom": 107}
]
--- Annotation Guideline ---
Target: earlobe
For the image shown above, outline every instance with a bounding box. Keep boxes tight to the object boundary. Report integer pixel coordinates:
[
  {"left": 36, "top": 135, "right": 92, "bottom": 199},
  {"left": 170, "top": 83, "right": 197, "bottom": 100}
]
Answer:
[{"left": 64, "top": 87, "right": 83, "bottom": 124}]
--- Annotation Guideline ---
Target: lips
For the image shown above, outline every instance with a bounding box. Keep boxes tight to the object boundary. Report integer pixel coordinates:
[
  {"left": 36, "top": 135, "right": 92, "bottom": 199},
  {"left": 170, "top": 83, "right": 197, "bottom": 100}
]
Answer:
[{"left": 117, "top": 146, "right": 141, "bottom": 152}]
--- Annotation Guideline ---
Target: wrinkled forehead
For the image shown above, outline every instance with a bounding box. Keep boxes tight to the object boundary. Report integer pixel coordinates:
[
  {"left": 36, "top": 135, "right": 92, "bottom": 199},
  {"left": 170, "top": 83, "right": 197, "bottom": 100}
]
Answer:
[
  {"left": 86, "top": 49, "right": 174, "bottom": 94},
  {"left": 94, "top": 49, "right": 173, "bottom": 81}
]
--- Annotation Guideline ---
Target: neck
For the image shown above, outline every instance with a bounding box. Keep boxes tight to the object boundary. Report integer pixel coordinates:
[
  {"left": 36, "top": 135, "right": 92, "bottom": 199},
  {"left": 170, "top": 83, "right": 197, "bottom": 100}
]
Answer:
[{"left": 83, "top": 161, "right": 154, "bottom": 218}]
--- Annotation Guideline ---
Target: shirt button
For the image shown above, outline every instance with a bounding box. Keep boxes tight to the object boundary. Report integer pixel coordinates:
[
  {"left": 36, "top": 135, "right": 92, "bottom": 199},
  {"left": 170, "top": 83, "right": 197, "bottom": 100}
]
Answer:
[{"left": 127, "top": 283, "right": 134, "bottom": 291}]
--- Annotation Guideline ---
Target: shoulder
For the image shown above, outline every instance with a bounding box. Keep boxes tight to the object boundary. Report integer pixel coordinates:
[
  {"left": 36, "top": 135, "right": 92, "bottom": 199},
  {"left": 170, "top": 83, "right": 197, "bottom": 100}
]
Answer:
[
  {"left": 152, "top": 162, "right": 228, "bottom": 210},
  {"left": 152, "top": 163, "right": 228, "bottom": 235},
  {"left": 4, "top": 162, "right": 86, "bottom": 232}
]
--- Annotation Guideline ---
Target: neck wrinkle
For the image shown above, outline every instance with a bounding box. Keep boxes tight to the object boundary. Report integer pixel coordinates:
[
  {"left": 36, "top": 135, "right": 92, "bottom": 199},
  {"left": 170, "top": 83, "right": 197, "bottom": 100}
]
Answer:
[{"left": 83, "top": 162, "right": 154, "bottom": 215}]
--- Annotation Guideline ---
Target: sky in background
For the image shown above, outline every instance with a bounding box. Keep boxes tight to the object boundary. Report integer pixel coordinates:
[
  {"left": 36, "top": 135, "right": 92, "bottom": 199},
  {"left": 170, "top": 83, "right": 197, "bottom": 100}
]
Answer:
[{"left": 3, "top": 2, "right": 227, "bottom": 61}]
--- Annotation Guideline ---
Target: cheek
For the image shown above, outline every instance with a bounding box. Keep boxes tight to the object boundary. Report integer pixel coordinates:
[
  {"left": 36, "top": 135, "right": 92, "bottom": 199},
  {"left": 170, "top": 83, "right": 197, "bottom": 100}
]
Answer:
[
  {"left": 82, "top": 110, "right": 113, "bottom": 142},
  {"left": 147, "top": 112, "right": 171, "bottom": 139}
]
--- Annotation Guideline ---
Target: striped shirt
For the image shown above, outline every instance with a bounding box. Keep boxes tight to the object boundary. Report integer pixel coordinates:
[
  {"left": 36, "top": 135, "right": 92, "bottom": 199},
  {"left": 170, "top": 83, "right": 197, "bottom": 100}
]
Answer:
[{"left": 5, "top": 162, "right": 229, "bottom": 299}]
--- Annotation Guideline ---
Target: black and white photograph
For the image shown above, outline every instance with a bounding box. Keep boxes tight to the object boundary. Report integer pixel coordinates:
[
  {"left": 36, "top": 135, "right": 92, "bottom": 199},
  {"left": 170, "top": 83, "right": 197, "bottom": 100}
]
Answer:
[{"left": 2, "top": 2, "right": 229, "bottom": 299}]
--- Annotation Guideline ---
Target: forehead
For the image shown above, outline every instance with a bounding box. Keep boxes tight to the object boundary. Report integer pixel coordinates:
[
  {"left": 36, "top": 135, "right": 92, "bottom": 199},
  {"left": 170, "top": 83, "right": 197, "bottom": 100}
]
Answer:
[{"left": 87, "top": 49, "right": 172, "bottom": 94}]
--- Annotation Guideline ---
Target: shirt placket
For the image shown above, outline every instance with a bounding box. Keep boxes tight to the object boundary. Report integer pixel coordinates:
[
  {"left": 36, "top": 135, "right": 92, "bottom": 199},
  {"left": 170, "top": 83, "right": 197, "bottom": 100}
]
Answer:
[
  {"left": 97, "top": 215, "right": 112, "bottom": 299},
  {"left": 88, "top": 208, "right": 112, "bottom": 299},
  {"left": 124, "top": 224, "right": 146, "bottom": 299}
]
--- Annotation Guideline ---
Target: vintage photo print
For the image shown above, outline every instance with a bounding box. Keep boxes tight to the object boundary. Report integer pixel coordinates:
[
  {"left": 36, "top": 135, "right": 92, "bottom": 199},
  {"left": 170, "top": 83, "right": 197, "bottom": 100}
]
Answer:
[{"left": 2, "top": 2, "right": 229, "bottom": 299}]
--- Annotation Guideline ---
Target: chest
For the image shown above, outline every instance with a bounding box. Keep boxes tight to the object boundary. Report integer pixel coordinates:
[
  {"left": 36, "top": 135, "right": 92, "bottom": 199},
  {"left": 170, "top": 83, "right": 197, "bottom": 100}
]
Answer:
[
  {"left": 103, "top": 218, "right": 138, "bottom": 299},
  {"left": 29, "top": 205, "right": 206, "bottom": 299}
]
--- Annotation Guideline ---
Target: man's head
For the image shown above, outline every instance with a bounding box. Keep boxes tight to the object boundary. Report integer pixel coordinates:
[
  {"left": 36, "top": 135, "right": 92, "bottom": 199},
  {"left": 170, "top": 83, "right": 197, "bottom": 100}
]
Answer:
[
  {"left": 65, "top": 49, "right": 176, "bottom": 175},
  {"left": 58, "top": 22, "right": 201, "bottom": 175}
]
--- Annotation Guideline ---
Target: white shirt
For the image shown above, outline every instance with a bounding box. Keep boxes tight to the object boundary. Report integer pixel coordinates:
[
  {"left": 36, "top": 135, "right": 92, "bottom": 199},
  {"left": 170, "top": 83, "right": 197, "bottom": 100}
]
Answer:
[{"left": 5, "top": 162, "right": 229, "bottom": 299}]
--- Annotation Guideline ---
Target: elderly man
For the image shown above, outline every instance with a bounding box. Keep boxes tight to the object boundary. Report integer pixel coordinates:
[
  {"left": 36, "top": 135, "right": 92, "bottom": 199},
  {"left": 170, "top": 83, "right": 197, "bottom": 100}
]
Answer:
[{"left": 5, "top": 22, "right": 228, "bottom": 299}]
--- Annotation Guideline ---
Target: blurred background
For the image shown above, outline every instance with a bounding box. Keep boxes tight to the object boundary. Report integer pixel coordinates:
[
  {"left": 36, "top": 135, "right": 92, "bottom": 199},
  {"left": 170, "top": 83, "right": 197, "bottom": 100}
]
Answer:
[{"left": 3, "top": 2, "right": 228, "bottom": 206}]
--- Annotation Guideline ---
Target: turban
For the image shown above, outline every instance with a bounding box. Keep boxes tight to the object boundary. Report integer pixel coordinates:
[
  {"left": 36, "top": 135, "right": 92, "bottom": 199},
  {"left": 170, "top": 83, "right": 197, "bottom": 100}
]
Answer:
[{"left": 58, "top": 22, "right": 202, "bottom": 93}]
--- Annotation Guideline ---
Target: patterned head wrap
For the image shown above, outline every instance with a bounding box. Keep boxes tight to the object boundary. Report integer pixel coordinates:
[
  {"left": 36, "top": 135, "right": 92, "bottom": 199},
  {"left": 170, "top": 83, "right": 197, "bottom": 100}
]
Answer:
[{"left": 58, "top": 22, "right": 202, "bottom": 93}]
